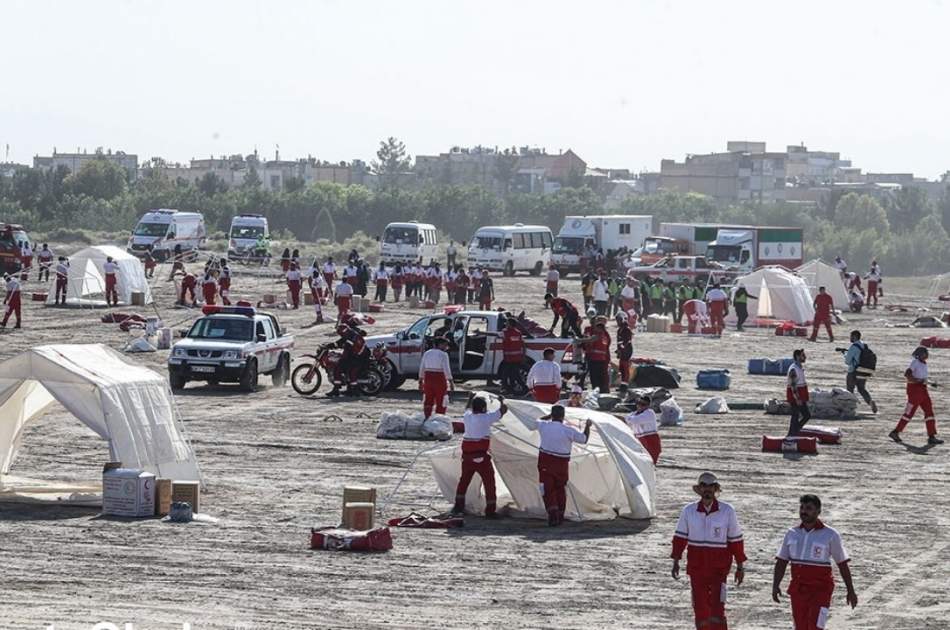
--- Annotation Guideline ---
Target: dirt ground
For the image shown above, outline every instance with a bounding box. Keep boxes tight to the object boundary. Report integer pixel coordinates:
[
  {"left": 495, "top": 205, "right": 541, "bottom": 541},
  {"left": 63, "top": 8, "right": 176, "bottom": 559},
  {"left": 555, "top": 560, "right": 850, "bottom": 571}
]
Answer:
[{"left": 1, "top": 256, "right": 948, "bottom": 630}]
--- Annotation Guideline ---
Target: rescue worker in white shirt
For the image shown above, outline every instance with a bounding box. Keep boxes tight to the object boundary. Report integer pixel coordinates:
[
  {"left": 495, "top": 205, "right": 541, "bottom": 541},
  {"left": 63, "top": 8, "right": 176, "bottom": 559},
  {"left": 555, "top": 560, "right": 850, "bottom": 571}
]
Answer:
[
  {"left": 772, "top": 494, "right": 857, "bottom": 630},
  {"left": 201, "top": 271, "right": 218, "bottom": 306},
  {"left": 787, "top": 348, "right": 811, "bottom": 436},
  {"left": 864, "top": 261, "right": 882, "bottom": 308},
  {"left": 446, "top": 240, "right": 458, "bottom": 268},
  {"left": 322, "top": 257, "right": 336, "bottom": 291},
  {"left": 419, "top": 336, "right": 454, "bottom": 418},
  {"left": 534, "top": 404, "right": 591, "bottom": 526},
  {"left": 452, "top": 393, "right": 508, "bottom": 518},
  {"left": 335, "top": 278, "right": 354, "bottom": 323},
  {"left": 218, "top": 259, "right": 232, "bottom": 305},
  {"left": 671, "top": 472, "right": 746, "bottom": 630},
  {"left": 624, "top": 395, "right": 661, "bottom": 464},
  {"left": 1, "top": 273, "right": 22, "bottom": 329},
  {"left": 890, "top": 346, "right": 943, "bottom": 445},
  {"left": 308, "top": 266, "right": 328, "bottom": 324},
  {"left": 833, "top": 255, "right": 847, "bottom": 279},
  {"left": 286, "top": 263, "right": 302, "bottom": 309},
  {"left": 527, "top": 347, "right": 562, "bottom": 404},
  {"left": 102, "top": 256, "right": 120, "bottom": 307},
  {"left": 592, "top": 271, "right": 610, "bottom": 317},
  {"left": 545, "top": 265, "right": 560, "bottom": 300},
  {"left": 373, "top": 262, "right": 389, "bottom": 302},
  {"left": 37, "top": 243, "right": 53, "bottom": 282},
  {"left": 53, "top": 256, "right": 70, "bottom": 306}
]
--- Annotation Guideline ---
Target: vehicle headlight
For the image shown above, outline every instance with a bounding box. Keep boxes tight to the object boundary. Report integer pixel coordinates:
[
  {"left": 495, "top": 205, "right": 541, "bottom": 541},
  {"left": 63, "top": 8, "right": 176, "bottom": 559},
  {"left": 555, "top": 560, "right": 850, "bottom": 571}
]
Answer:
[
  {"left": 223, "top": 350, "right": 238, "bottom": 359},
  {"left": 173, "top": 347, "right": 186, "bottom": 357}
]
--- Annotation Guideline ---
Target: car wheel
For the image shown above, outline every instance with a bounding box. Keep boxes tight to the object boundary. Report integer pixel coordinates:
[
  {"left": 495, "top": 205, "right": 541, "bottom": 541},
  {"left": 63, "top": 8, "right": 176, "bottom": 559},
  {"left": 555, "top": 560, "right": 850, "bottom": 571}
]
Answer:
[
  {"left": 386, "top": 366, "right": 406, "bottom": 390},
  {"left": 169, "top": 373, "right": 187, "bottom": 391},
  {"left": 531, "top": 261, "right": 543, "bottom": 276},
  {"left": 239, "top": 359, "right": 258, "bottom": 392},
  {"left": 271, "top": 354, "right": 290, "bottom": 387},
  {"left": 504, "top": 261, "right": 514, "bottom": 277}
]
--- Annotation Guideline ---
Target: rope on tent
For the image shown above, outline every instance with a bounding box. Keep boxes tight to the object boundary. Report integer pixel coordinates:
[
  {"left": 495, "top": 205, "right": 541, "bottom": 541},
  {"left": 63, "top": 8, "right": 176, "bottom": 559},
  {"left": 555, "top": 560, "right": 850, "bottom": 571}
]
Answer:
[{"left": 377, "top": 442, "right": 448, "bottom": 516}]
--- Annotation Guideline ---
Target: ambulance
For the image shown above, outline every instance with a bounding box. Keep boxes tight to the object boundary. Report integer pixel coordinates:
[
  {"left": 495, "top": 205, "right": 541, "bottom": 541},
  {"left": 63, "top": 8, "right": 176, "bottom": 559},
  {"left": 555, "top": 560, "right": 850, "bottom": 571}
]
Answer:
[
  {"left": 127, "top": 209, "right": 206, "bottom": 261},
  {"left": 228, "top": 214, "right": 269, "bottom": 261}
]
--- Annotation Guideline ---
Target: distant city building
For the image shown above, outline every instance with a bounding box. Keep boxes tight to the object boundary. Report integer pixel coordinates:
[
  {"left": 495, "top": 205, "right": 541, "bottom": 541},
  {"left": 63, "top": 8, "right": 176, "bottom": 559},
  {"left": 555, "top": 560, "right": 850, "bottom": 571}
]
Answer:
[
  {"left": 33, "top": 149, "right": 138, "bottom": 179},
  {"left": 660, "top": 141, "right": 787, "bottom": 202},
  {"left": 0, "top": 162, "right": 28, "bottom": 178}
]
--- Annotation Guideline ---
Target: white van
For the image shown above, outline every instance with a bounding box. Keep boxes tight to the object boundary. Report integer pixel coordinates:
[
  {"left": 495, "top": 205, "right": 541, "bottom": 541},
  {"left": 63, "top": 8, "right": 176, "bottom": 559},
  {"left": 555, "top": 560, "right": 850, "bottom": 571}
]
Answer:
[
  {"left": 228, "top": 214, "right": 269, "bottom": 259},
  {"left": 467, "top": 224, "right": 553, "bottom": 276},
  {"left": 379, "top": 222, "right": 439, "bottom": 264},
  {"left": 127, "top": 209, "right": 206, "bottom": 261}
]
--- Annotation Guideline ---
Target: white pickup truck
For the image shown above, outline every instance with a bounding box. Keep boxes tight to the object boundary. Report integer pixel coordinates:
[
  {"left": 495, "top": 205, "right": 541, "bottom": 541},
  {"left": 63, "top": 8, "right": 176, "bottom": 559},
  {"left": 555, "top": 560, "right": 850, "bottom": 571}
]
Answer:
[
  {"left": 364, "top": 309, "right": 577, "bottom": 395},
  {"left": 629, "top": 255, "right": 734, "bottom": 285},
  {"left": 167, "top": 306, "right": 295, "bottom": 392}
]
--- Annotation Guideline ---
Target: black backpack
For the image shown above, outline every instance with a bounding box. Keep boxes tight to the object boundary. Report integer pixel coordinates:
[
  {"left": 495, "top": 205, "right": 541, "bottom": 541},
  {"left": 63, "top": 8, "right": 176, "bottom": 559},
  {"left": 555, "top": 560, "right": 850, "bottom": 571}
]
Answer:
[{"left": 855, "top": 342, "right": 877, "bottom": 377}]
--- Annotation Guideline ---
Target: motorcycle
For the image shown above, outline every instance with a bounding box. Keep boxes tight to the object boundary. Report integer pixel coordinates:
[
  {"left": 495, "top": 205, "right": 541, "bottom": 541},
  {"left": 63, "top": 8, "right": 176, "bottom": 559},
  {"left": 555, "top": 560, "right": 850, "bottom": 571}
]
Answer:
[{"left": 291, "top": 343, "right": 386, "bottom": 396}]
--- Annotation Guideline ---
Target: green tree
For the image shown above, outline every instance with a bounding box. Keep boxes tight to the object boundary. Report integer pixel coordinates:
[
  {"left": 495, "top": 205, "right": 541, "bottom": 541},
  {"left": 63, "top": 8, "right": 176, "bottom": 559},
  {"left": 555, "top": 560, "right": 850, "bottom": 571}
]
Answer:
[
  {"left": 64, "top": 159, "right": 128, "bottom": 200},
  {"left": 832, "top": 193, "right": 889, "bottom": 234},
  {"left": 372, "top": 137, "right": 412, "bottom": 188},
  {"left": 198, "top": 172, "right": 229, "bottom": 196}
]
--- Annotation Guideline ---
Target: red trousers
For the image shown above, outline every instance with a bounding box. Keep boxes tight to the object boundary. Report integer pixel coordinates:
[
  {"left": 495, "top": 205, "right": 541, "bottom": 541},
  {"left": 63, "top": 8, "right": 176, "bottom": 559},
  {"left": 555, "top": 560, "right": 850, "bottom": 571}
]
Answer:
[
  {"left": 337, "top": 296, "right": 351, "bottom": 319},
  {"left": 709, "top": 302, "right": 726, "bottom": 334},
  {"left": 288, "top": 279, "right": 301, "bottom": 308},
  {"left": 479, "top": 298, "right": 491, "bottom": 310},
  {"left": 867, "top": 281, "right": 879, "bottom": 306},
  {"left": 180, "top": 284, "right": 196, "bottom": 305},
  {"left": 689, "top": 568, "right": 730, "bottom": 630},
  {"left": 323, "top": 273, "right": 334, "bottom": 290},
  {"left": 637, "top": 432, "right": 661, "bottom": 464},
  {"left": 202, "top": 283, "right": 216, "bottom": 305},
  {"left": 546, "top": 281, "right": 558, "bottom": 295},
  {"left": 2, "top": 292, "right": 21, "bottom": 326},
  {"left": 789, "top": 581, "right": 833, "bottom": 630},
  {"left": 455, "top": 450, "right": 496, "bottom": 515},
  {"left": 897, "top": 383, "right": 936, "bottom": 436},
  {"left": 532, "top": 384, "right": 561, "bottom": 404},
  {"left": 218, "top": 279, "right": 231, "bottom": 305},
  {"left": 810, "top": 316, "right": 833, "bottom": 341},
  {"left": 422, "top": 371, "right": 448, "bottom": 418},
  {"left": 538, "top": 452, "right": 570, "bottom": 524},
  {"left": 55, "top": 278, "right": 68, "bottom": 304},
  {"left": 105, "top": 275, "right": 118, "bottom": 305},
  {"left": 619, "top": 358, "right": 632, "bottom": 383}
]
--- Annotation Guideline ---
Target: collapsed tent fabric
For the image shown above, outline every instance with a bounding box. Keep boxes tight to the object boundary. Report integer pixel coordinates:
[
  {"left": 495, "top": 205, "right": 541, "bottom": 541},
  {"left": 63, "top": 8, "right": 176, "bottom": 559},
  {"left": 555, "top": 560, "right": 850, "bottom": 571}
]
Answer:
[
  {"left": 46, "top": 245, "right": 152, "bottom": 307},
  {"left": 0, "top": 344, "right": 200, "bottom": 490},
  {"left": 729, "top": 266, "right": 815, "bottom": 325},
  {"left": 631, "top": 364, "right": 680, "bottom": 388},
  {"left": 428, "top": 398, "right": 656, "bottom": 521},
  {"left": 795, "top": 259, "right": 849, "bottom": 310}
]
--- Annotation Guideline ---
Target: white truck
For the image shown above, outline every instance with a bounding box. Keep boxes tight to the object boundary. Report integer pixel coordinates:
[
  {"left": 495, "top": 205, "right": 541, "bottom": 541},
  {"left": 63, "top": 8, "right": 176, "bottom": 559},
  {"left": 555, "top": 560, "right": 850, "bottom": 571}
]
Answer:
[
  {"left": 228, "top": 214, "right": 269, "bottom": 262},
  {"left": 167, "top": 305, "right": 294, "bottom": 392},
  {"left": 127, "top": 209, "right": 206, "bottom": 262},
  {"left": 364, "top": 309, "right": 577, "bottom": 395},
  {"left": 658, "top": 223, "right": 804, "bottom": 273},
  {"left": 551, "top": 215, "right": 653, "bottom": 274}
]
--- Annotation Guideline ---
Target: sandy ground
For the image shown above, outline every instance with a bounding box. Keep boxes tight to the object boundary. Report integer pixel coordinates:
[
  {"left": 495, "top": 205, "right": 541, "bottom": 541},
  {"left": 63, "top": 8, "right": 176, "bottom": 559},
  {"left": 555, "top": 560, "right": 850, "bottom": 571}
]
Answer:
[{"left": 1, "top": 258, "right": 949, "bottom": 630}]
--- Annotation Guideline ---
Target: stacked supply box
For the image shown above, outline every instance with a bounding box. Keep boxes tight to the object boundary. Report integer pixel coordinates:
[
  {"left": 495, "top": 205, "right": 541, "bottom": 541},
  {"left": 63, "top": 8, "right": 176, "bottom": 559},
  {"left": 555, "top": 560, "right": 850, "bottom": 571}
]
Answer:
[{"left": 102, "top": 466, "right": 156, "bottom": 517}]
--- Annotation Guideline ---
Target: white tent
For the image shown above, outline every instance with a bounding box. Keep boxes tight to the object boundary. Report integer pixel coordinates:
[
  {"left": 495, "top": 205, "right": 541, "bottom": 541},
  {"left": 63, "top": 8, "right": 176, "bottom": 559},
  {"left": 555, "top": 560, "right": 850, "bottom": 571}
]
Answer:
[
  {"left": 0, "top": 345, "right": 200, "bottom": 497},
  {"left": 46, "top": 245, "right": 152, "bottom": 307},
  {"left": 796, "top": 259, "right": 849, "bottom": 310},
  {"left": 729, "top": 266, "right": 815, "bottom": 324},
  {"left": 429, "top": 399, "right": 656, "bottom": 521}
]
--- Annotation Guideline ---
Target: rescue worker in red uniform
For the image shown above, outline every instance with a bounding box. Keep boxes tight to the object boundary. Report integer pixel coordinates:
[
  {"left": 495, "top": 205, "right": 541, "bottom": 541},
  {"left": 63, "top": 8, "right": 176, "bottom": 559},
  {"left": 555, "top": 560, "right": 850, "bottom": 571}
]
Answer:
[
  {"left": 624, "top": 395, "right": 661, "bottom": 464},
  {"left": 672, "top": 472, "right": 746, "bottom": 630},
  {"left": 54, "top": 257, "right": 69, "bottom": 306},
  {"left": 787, "top": 349, "right": 811, "bottom": 436},
  {"left": 534, "top": 405, "right": 591, "bottom": 526},
  {"left": 499, "top": 318, "right": 525, "bottom": 394},
  {"left": 585, "top": 315, "right": 611, "bottom": 393},
  {"left": 143, "top": 246, "right": 157, "bottom": 279},
  {"left": 705, "top": 283, "right": 729, "bottom": 336},
  {"left": 545, "top": 294, "right": 583, "bottom": 338},
  {"left": 102, "top": 256, "right": 120, "bottom": 306},
  {"left": 218, "top": 260, "right": 232, "bottom": 305},
  {"left": 335, "top": 279, "right": 354, "bottom": 323},
  {"left": 545, "top": 265, "right": 560, "bottom": 299},
  {"left": 178, "top": 272, "right": 198, "bottom": 306},
  {"left": 810, "top": 286, "right": 835, "bottom": 342},
  {"left": 419, "top": 336, "right": 454, "bottom": 418},
  {"left": 772, "top": 494, "right": 858, "bottom": 630},
  {"left": 454, "top": 267, "right": 469, "bottom": 305},
  {"left": 478, "top": 273, "right": 494, "bottom": 310},
  {"left": 452, "top": 393, "right": 508, "bottom": 518},
  {"left": 37, "top": 244, "right": 53, "bottom": 282},
  {"left": 615, "top": 311, "right": 634, "bottom": 384},
  {"left": 201, "top": 271, "right": 217, "bottom": 306},
  {"left": 1, "top": 273, "right": 22, "bottom": 329},
  {"left": 889, "top": 346, "right": 943, "bottom": 446},
  {"left": 328, "top": 323, "right": 368, "bottom": 397},
  {"left": 286, "top": 263, "right": 302, "bottom": 309},
  {"left": 526, "top": 347, "right": 562, "bottom": 403}
]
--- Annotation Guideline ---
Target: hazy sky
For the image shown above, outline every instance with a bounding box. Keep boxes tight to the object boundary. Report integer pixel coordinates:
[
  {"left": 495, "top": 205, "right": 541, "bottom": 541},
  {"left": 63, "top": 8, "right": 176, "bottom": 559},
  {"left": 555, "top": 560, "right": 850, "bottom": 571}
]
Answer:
[{"left": 2, "top": 0, "right": 948, "bottom": 178}]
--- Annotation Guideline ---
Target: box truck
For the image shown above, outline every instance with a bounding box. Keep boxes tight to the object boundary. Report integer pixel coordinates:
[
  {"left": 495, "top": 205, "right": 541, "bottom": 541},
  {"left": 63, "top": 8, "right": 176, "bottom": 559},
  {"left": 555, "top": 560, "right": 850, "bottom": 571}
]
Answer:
[
  {"left": 658, "top": 223, "right": 803, "bottom": 273},
  {"left": 551, "top": 215, "right": 652, "bottom": 274}
]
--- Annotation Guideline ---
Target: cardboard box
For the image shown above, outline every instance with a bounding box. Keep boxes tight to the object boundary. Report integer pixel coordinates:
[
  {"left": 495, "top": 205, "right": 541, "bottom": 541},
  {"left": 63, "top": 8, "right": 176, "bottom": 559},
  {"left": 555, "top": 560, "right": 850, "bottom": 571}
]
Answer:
[
  {"left": 342, "top": 502, "right": 375, "bottom": 530},
  {"left": 171, "top": 480, "right": 201, "bottom": 513},
  {"left": 343, "top": 486, "right": 377, "bottom": 507},
  {"left": 31, "top": 292, "right": 48, "bottom": 302},
  {"left": 303, "top": 292, "right": 315, "bottom": 306},
  {"left": 102, "top": 468, "right": 156, "bottom": 517},
  {"left": 155, "top": 478, "right": 173, "bottom": 516},
  {"left": 131, "top": 292, "right": 146, "bottom": 306}
]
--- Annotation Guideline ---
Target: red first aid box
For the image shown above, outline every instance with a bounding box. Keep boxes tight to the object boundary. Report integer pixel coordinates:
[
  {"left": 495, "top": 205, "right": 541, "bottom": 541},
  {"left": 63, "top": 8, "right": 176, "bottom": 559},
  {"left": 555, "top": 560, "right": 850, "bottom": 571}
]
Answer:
[
  {"left": 310, "top": 526, "right": 392, "bottom": 552},
  {"left": 762, "top": 436, "right": 818, "bottom": 454}
]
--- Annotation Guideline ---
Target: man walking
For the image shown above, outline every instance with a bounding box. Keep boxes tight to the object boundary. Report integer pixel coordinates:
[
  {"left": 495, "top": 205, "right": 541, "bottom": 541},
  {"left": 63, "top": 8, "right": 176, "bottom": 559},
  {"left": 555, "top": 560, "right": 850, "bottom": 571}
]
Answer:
[
  {"left": 810, "top": 286, "right": 835, "bottom": 342},
  {"left": 732, "top": 284, "right": 756, "bottom": 331},
  {"left": 890, "top": 346, "right": 943, "bottom": 445},
  {"left": 37, "top": 243, "right": 53, "bottom": 282},
  {"left": 772, "top": 494, "right": 858, "bottom": 630},
  {"left": 592, "top": 271, "right": 610, "bottom": 317},
  {"left": 54, "top": 257, "right": 69, "bottom": 305},
  {"left": 787, "top": 349, "right": 811, "bottom": 436},
  {"left": 419, "top": 336, "right": 454, "bottom": 418},
  {"left": 865, "top": 262, "right": 882, "bottom": 309},
  {"left": 671, "top": 472, "right": 746, "bottom": 630},
  {"left": 534, "top": 404, "right": 591, "bottom": 526},
  {"left": 1, "top": 273, "right": 22, "bottom": 329},
  {"left": 843, "top": 330, "right": 877, "bottom": 413},
  {"left": 452, "top": 393, "right": 508, "bottom": 518},
  {"left": 446, "top": 240, "right": 457, "bottom": 268}
]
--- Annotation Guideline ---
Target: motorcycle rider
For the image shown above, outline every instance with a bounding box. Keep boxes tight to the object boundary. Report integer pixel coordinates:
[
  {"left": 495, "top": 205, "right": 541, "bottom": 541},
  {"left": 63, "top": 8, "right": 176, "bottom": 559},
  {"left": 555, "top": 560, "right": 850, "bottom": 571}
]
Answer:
[{"left": 328, "top": 322, "right": 369, "bottom": 397}]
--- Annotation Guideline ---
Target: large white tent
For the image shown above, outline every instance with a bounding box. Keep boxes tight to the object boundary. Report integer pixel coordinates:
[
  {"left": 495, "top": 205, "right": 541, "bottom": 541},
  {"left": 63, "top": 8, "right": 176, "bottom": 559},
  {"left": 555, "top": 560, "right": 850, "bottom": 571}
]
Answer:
[
  {"left": 0, "top": 345, "right": 200, "bottom": 497},
  {"left": 729, "top": 266, "right": 815, "bottom": 324},
  {"left": 46, "top": 245, "right": 152, "bottom": 307},
  {"left": 796, "top": 259, "right": 849, "bottom": 310},
  {"left": 429, "top": 399, "right": 656, "bottom": 521}
]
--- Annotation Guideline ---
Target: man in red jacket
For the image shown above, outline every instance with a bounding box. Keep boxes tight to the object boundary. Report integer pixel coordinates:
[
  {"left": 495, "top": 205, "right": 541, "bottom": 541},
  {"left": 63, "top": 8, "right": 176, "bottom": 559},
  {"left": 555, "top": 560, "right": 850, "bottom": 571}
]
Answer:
[
  {"left": 810, "top": 286, "right": 835, "bottom": 342},
  {"left": 672, "top": 472, "right": 746, "bottom": 630},
  {"left": 584, "top": 315, "right": 612, "bottom": 393},
  {"left": 499, "top": 318, "right": 525, "bottom": 394},
  {"left": 178, "top": 273, "right": 198, "bottom": 307}
]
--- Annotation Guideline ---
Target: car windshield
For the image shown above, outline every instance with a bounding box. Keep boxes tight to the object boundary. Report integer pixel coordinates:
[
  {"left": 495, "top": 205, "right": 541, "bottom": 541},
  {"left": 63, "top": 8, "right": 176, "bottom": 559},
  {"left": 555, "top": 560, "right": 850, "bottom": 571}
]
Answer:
[
  {"left": 473, "top": 235, "right": 503, "bottom": 250},
  {"left": 0, "top": 230, "right": 28, "bottom": 246},
  {"left": 187, "top": 317, "right": 253, "bottom": 341},
  {"left": 553, "top": 236, "right": 583, "bottom": 254},
  {"left": 134, "top": 222, "right": 169, "bottom": 237},
  {"left": 384, "top": 227, "right": 419, "bottom": 244},
  {"left": 231, "top": 225, "right": 265, "bottom": 239},
  {"left": 643, "top": 239, "right": 661, "bottom": 254},
  {"left": 707, "top": 245, "right": 741, "bottom": 263}
]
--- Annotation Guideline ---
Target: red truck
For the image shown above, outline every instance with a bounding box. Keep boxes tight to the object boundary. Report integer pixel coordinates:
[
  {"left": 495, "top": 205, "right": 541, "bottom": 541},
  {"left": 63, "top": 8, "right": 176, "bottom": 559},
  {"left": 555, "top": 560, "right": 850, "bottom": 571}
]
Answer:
[{"left": 0, "top": 224, "right": 30, "bottom": 274}]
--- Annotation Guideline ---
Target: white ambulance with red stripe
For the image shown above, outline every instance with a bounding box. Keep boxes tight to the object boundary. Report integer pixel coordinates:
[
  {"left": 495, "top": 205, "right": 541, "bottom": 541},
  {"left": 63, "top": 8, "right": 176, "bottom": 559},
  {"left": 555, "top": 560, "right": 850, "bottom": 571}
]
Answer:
[{"left": 364, "top": 310, "right": 577, "bottom": 394}]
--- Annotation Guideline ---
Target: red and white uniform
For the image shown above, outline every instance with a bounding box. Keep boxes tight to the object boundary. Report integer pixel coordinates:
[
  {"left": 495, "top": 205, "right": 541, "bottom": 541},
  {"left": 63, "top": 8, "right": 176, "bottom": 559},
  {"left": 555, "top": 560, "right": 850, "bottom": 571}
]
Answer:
[
  {"left": 218, "top": 265, "right": 232, "bottom": 305},
  {"left": 705, "top": 287, "right": 728, "bottom": 334},
  {"left": 102, "top": 260, "right": 120, "bottom": 306},
  {"left": 201, "top": 274, "right": 217, "bottom": 305},
  {"left": 787, "top": 361, "right": 809, "bottom": 404},
  {"left": 2, "top": 276, "right": 22, "bottom": 328},
  {"left": 683, "top": 299, "right": 708, "bottom": 334},
  {"left": 620, "top": 284, "right": 638, "bottom": 314},
  {"left": 866, "top": 266, "right": 882, "bottom": 307},
  {"left": 19, "top": 243, "right": 33, "bottom": 278},
  {"left": 616, "top": 322, "right": 633, "bottom": 382},
  {"left": 897, "top": 358, "right": 937, "bottom": 437},
  {"left": 286, "top": 268, "right": 302, "bottom": 308},
  {"left": 545, "top": 268, "right": 560, "bottom": 296},
  {"left": 37, "top": 247, "right": 54, "bottom": 276},
  {"left": 811, "top": 293, "right": 834, "bottom": 341},
  {"left": 536, "top": 420, "right": 587, "bottom": 524},
  {"left": 672, "top": 500, "right": 746, "bottom": 630},
  {"left": 455, "top": 408, "right": 503, "bottom": 515},
  {"left": 419, "top": 348, "right": 452, "bottom": 418},
  {"left": 527, "top": 360, "right": 561, "bottom": 403},
  {"left": 343, "top": 265, "right": 358, "bottom": 287},
  {"left": 322, "top": 261, "right": 336, "bottom": 289},
  {"left": 501, "top": 327, "right": 524, "bottom": 364},
  {"left": 54, "top": 261, "right": 69, "bottom": 305},
  {"left": 335, "top": 281, "right": 354, "bottom": 319},
  {"left": 624, "top": 408, "right": 660, "bottom": 464},
  {"left": 179, "top": 273, "right": 197, "bottom": 305},
  {"left": 776, "top": 520, "right": 849, "bottom": 630}
]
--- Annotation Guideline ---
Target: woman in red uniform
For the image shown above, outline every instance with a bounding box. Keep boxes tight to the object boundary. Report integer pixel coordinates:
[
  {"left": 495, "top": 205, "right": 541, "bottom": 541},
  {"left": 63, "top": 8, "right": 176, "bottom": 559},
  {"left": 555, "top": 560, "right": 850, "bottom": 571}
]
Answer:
[{"left": 890, "top": 346, "right": 943, "bottom": 445}]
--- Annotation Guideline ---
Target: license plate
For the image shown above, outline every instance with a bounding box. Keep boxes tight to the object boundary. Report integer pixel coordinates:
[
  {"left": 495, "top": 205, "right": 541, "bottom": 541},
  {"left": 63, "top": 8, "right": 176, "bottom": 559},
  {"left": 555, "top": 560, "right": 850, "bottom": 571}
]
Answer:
[{"left": 191, "top": 365, "right": 216, "bottom": 373}]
